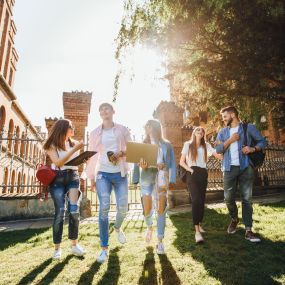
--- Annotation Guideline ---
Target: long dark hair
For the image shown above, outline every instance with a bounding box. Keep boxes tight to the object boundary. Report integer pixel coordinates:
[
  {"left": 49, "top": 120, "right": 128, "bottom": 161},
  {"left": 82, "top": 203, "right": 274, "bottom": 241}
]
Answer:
[
  {"left": 143, "top": 119, "right": 166, "bottom": 144},
  {"left": 43, "top": 119, "right": 75, "bottom": 151},
  {"left": 188, "top": 126, "right": 207, "bottom": 163}
]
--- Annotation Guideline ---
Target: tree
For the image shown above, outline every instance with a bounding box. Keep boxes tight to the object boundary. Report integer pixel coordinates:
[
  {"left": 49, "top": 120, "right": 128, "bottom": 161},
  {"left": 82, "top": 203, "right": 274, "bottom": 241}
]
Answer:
[{"left": 115, "top": 0, "right": 285, "bottom": 129}]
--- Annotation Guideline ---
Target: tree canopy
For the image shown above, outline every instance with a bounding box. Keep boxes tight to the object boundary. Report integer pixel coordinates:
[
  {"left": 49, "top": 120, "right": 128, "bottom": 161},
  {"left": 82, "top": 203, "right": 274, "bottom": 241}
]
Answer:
[{"left": 115, "top": 0, "right": 285, "bottom": 128}]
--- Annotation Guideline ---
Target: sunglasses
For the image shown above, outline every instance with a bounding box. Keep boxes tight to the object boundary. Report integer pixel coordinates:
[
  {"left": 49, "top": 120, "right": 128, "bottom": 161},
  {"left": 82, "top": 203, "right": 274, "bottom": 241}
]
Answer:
[{"left": 69, "top": 125, "right": 75, "bottom": 131}]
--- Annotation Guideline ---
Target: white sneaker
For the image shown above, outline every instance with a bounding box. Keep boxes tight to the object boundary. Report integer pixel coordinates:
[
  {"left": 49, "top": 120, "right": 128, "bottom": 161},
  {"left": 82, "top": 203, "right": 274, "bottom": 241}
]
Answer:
[
  {"left": 195, "top": 232, "right": 204, "bottom": 243},
  {"left": 156, "top": 242, "right": 165, "bottom": 255},
  {"left": 53, "top": 249, "right": 62, "bottom": 260},
  {"left": 71, "top": 244, "right": 86, "bottom": 256},
  {"left": 145, "top": 228, "right": 153, "bottom": 243},
  {"left": 97, "top": 249, "right": 108, "bottom": 263},
  {"left": 114, "top": 227, "right": 127, "bottom": 244}
]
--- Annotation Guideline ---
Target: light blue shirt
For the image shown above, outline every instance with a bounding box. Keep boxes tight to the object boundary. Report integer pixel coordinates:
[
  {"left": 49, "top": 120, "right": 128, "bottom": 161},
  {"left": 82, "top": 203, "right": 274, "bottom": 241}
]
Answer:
[{"left": 215, "top": 123, "right": 266, "bottom": 172}]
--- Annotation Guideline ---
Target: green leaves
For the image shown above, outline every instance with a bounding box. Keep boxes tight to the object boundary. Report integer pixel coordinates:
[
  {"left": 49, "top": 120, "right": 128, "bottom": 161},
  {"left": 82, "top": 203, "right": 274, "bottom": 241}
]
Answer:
[{"left": 116, "top": 0, "right": 285, "bottom": 128}]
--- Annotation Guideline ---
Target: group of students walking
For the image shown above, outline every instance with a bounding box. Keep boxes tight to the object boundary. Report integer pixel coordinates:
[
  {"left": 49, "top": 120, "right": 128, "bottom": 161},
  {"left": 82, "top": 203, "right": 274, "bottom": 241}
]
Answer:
[{"left": 44, "top": 103, "right": 265, "bottom": 262}]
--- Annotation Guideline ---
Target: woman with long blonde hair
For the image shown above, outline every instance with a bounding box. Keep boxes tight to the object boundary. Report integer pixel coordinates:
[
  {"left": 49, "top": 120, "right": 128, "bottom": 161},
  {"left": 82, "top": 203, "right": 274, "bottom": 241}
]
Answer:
[
  {"left": 133, "top": 119, "right": 176, "bottom": 254},
  {"left": 179, "top": 126, "right": 221, "bottom": 243}
]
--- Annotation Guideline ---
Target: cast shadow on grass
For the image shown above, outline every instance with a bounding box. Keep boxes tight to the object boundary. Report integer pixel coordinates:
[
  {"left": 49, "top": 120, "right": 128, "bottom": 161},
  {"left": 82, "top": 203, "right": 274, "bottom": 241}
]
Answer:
[
  {"left": 17, "top": 255, "right": 81, "bottom": 285},
  {"left": 170, "top": 202, "right": 285, "bottom": 285},
  {"left": 0, "top": 228, "right": 49, "bottom": 251},
  {"left": 17, "top": 258, "right": 53, "bottom": 285},
  {"left": 158, "top": 254, "right": 181, "bottom": 285},
  {"left": 138, "top": 247, "right": 158, "bottom": 285},
  {"left": 138, "top": 246, "right": 181, "bottom": 285},
  {"left": 77, "top": 247, "right": 121, "bottom": 285}
]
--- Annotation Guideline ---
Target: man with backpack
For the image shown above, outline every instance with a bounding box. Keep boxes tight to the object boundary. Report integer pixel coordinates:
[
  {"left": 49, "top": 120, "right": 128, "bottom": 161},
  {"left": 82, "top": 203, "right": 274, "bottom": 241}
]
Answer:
[{"left": 215, "top": 106, "right": 266, "bottom": 242}]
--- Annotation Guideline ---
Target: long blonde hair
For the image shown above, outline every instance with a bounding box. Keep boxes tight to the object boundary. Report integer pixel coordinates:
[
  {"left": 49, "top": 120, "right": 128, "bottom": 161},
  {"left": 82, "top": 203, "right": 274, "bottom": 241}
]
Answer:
[
  {"left": 143, "top": 119, "right": 165, "bottom": 144},
  {"left": 188, "top": 126, "right": 207, "bottom": 163}
]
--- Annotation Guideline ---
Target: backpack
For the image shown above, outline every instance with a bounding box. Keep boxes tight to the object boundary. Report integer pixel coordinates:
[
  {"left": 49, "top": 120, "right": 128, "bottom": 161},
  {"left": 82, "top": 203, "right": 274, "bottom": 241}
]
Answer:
[{"left": 242, "top": 123, "right": 265, "bottom": 168}]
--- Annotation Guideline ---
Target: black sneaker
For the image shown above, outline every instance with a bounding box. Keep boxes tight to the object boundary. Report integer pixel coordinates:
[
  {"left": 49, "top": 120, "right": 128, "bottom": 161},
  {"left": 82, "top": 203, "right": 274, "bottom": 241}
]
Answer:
[
  {"left": 245, "top": 230, "right": 261, "bottom": 243},
  {"left": 227, "top": 218, "right": 239, "bottom": 234}
]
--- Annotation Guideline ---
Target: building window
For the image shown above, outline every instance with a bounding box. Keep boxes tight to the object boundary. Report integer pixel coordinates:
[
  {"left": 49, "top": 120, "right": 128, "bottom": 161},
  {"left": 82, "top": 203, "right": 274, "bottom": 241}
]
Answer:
[
  {"left": 20, "top": 132, "right": 25, "bottom": 157},
  {"left": 10, "top": 169, "right": 16, "bottom": 193},
  {"left": 0, "top": 105, "right": 6, "bottom": 131},
  {"left": 17, "top": 172, "right": 21, "bottom": 193},
  {"left": 14, "top": 126, "right": 20, "bottom": 155},
  {"left": 2, "top": 167, "right": 9, "bottom": 194},
  {"left": 8, "top": 119, "right": 14, "bottom": 151}
]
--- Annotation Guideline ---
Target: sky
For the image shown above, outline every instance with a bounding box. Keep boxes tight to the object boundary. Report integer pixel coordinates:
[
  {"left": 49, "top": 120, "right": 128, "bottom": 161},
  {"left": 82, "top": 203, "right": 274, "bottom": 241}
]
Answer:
[{"left": 13, "top": 0, "right": 170, "bottom": 141}]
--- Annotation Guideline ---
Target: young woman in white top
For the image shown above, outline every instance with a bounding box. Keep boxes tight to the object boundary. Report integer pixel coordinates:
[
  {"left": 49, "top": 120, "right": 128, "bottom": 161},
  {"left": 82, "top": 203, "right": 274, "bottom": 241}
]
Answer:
[
  {"left": 179, "top": 126, "right": 221, "bottom": 243},
  {"left": 44, "top": 119, "right": 86, "bottom": 259}
]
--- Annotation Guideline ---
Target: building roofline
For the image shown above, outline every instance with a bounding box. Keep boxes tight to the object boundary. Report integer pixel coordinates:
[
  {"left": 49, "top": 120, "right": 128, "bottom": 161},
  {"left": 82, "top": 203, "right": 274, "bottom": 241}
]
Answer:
[
  {"left": 0, "top": 74, "right": 17, "bottom": 100},
  {"left": 11, "top": 101, "right": 44, "bottom": 141}
]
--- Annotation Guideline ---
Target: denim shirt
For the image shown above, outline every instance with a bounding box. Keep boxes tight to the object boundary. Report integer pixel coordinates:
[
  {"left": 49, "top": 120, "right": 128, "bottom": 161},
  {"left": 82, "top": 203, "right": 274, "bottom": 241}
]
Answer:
[
  {"left": 215, "top": 123, "right": 266, "bottom": 172},
  {"left": 132, "top": 141, "right": 176, "bottom": 184}
]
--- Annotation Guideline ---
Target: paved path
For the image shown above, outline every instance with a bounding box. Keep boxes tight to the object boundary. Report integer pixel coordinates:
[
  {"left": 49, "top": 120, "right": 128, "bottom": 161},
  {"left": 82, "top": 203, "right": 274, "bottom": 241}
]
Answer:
[{"left": 0, "top": 192, "right": 284, "bottom": 232}]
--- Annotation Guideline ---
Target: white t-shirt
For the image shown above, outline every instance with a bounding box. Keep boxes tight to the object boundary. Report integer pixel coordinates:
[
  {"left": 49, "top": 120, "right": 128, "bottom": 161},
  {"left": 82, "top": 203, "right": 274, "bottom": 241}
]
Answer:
[
  {"left": 98, "top": 127, "right": 121, "bottom": 173},
  {"left": 181, "top": 142, "right": 215, "bottom": 169},
  {"left": 229, "top": 126, "right": 240, "bottom": 166},
  {"left": 52, "top": 142, "right": 80, "bottom": 171}
]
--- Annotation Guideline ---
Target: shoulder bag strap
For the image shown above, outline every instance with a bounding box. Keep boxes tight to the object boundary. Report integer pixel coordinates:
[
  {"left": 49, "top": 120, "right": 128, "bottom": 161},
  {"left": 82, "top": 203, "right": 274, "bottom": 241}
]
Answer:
[{"left": 242, "top": 122, "right": 248, "bottom": 146}]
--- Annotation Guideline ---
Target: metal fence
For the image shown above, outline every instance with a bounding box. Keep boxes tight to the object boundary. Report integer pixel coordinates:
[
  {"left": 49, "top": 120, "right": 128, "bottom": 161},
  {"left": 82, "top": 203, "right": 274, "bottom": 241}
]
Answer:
[
  {"left": 1, "top": 127, "right": 285, "bottom": 211},
  {"left": 0, "top": 126, "right": 45, "bottom": 195},
  {"left": 207, "top": 143, "right": 285, "bottom": 190}
]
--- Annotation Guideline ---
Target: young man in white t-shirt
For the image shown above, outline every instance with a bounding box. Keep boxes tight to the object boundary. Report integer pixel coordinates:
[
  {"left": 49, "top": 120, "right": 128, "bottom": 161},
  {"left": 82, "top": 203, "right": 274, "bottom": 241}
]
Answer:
[
  {"left": 215, "top": 106, "right": 265, "bottom": 242},
  {"left": 84, "top": 103, "right": 131, "bottom": 263}
]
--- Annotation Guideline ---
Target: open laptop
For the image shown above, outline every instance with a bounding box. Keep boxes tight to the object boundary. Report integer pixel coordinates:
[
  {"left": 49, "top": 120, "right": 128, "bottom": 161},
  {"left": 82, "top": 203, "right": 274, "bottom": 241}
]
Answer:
[{"left": 126, "top": 142, "right": 158, "bottom": 167}]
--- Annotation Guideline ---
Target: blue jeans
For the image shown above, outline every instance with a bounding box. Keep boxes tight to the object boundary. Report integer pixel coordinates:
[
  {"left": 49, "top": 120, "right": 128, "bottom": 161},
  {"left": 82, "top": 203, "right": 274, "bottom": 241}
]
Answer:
[
  {"left": 96, "top": 171, "right": 128, "bottom": 247},
  {"left": 224, "top": 165, "right": 254, "bottom": 228},
  {"left": 141, "top": 183, "right": 168, "bottom": 240},
  {"left": 49, "top": 170, "right": 81, "bottom": 244}
]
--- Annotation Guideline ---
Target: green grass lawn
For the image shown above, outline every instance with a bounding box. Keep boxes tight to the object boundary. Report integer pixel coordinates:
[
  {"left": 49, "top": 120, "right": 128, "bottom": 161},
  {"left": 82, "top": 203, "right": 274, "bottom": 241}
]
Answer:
[{"left": 0, "top": 201, "right": 285, "bottom": 285}]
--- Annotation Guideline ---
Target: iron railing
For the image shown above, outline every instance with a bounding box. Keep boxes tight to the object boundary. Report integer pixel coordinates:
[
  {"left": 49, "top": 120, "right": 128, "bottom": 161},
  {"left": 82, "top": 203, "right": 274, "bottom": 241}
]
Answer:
[{"left": 0, "top": 126, "right": 45, "bottom": 195}]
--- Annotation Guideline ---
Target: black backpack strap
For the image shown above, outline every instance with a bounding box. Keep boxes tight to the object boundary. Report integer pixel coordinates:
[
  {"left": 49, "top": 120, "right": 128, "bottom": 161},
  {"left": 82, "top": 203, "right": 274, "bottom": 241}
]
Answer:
[{"left": 242, "top": 122, "right": 248, "bottom": 146}]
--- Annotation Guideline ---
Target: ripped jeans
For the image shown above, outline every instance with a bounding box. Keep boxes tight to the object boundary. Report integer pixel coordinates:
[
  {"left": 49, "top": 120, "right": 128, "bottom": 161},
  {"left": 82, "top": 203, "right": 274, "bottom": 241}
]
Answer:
[
  {"left": 141, "top": 169, "right": 169, "bottom": 240},
  {"left": 96, "top": 171, "right": 128, "bottom": 247},
  {"left": 49, "top": 169, "right": 81, "bottom": 244}
]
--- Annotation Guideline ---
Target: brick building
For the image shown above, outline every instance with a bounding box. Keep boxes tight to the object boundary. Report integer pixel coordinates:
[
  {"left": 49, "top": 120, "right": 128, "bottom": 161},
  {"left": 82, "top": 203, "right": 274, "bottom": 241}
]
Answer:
[{"left": 0, "top": 0, "right": 45, "bottom": 195}]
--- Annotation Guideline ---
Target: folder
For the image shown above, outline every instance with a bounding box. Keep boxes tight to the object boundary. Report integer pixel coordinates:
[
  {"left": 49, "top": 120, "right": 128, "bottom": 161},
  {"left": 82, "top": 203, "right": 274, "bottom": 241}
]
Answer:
[
  {"left": 65, "top": 151, "right": 97, "bottom": 166},
  {"left": 126, "top": 142, "right": 158, "bottom": 167}
]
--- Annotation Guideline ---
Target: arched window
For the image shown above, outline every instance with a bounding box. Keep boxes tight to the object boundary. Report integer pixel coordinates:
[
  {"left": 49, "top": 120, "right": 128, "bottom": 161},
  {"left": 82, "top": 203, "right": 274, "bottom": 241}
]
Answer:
[
  {"left": 23, "top": 174, "right": 26, "bottom": 193},
  {"left": 0, "top": 105, "right": 6, "bottom": 132},
  {"left": 2, "top": 167, "right": 9, "bottom": 193},
  {"left": 14, "top": 126, "right": 20, "bottom": 155},
  {"left": 31, "top": 176, "right": 34, "bottom": 192},
  {"left": 11, "top": 170, "right": 16, "bottom": 193},
  {"left": 29, "top": 143, "right": 34, "bottom": 161},
  {"left": 8, "top": 119, "right": 14, "bottom": 151},
  {"left": 27, "top": 175, "right": 30, "bottom": 192},
  {"left": 20, "top": 132, "right": 25, "bottom": 158},
  {"left": 17, "top": 172, "right": 21, "bottom": 193},
  {"left": 25, "top": 140, "right": 30, "bottom": 161},
  {"left": 33, "top": 144, "right": 36, "bottom": 162}
]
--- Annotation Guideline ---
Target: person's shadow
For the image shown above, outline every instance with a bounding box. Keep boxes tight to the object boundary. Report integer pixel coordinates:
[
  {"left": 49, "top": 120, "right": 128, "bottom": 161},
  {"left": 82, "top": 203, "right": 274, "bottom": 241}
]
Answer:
[
  {"left": 158, "top": 254, "right": 181, "bottom": 285},
  {"left": 138, "top": 246, "right": 181, "bottom": 285},
  {"left": 170, "top": 203, "right": 285, "bottom": 285},
  {"left": 138, "top": 247, "right": 158, "bottom": 285},
  {"left": 17, "top": 255, "right": 81, "bottom": 285},
  {"left": 77, "top": 247, "right": 121, "bottom": 285}
]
